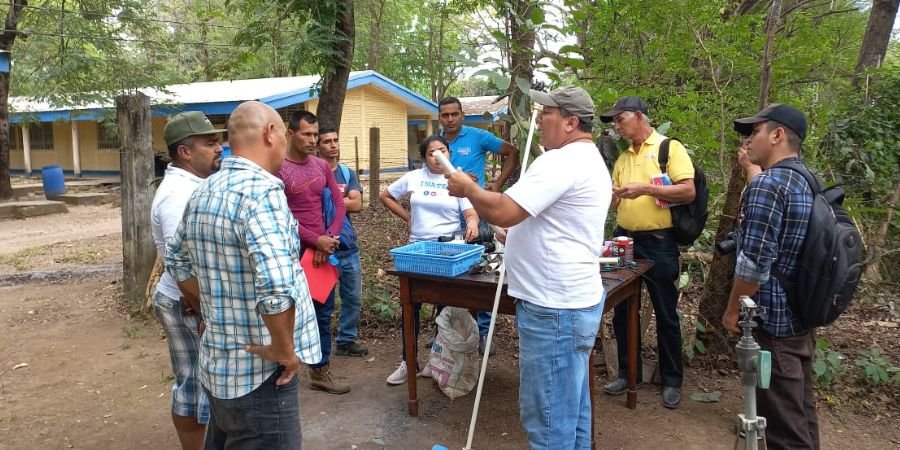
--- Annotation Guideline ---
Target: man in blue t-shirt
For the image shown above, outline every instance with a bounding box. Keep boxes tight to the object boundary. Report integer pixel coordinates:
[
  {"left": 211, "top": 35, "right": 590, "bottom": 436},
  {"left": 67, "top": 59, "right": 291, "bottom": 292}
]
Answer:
[
  {"left": 318, "top": 127, "right": 368, "bottom": 358},
  {"left": 438, "top": 96, "right": 521, "bottom": 355}
]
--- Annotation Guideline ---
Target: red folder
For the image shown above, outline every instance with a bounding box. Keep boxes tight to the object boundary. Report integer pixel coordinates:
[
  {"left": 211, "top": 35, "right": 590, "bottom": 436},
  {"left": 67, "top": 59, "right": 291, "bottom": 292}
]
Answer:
[{"left": 300, "top": 248, "right": 339, "bottom": 304}]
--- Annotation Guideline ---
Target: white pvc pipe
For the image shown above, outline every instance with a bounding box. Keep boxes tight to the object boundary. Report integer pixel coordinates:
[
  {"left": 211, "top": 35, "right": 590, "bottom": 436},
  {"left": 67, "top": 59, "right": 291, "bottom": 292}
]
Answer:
[
  {"left": 462, "top": 262, "right": 505, "bottom": 450},
  {"left": 519, "top": 109, "right": 539, "bottom": 175},
  {"left": 434, "top": 151, "right": 456, "bottom": 174}
]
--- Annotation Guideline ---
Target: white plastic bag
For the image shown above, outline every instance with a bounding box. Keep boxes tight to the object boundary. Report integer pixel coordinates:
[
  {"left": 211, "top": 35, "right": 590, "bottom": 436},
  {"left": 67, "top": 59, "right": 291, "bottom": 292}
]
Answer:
[{"left": 427, "top": 307, "right": 480, "bottom": 399}]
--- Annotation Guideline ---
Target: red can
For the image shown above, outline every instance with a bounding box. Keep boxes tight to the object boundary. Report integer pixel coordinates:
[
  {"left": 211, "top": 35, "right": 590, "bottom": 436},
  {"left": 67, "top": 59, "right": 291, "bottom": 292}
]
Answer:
[{"left": 614, "top": 236, "right": 634, "bottom": 263}]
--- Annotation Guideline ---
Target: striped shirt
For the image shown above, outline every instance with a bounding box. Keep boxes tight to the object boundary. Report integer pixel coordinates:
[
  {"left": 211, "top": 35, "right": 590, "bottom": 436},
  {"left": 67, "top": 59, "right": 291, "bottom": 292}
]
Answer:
[
  {"left": 165, "top": 156, "right": 322, "bottom": 399},
  {"left": 735, "top": 158, "right": 813, "bottom": 337}
]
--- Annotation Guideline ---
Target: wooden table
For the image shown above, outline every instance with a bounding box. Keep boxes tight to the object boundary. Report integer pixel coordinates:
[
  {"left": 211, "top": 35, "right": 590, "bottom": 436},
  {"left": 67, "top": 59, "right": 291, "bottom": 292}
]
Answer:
[{"left": 389, "top": 260, "right": 652, "bottom": 425}]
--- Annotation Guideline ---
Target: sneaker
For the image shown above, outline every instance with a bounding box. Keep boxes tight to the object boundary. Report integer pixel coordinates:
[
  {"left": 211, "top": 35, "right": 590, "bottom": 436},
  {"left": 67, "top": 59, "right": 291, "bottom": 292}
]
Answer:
[
  {"left": 603, "top": 378, "right": 628, "bottom": 396},
  {"left": 386, "top": 361, "right": 408, "bottom": 385},
  {"left": 309, "top": 365, "right": 351, "bottom": 394},
  {"left": 418, "top": 363, "right": 433, "bottom": 378},
  {"left": 478, "top": 335, "right": 496, "bottom": 356},
  {"left": 661, "top": 386, "right": 681, "bottom": 409},
  {"left": 335, "top": 342, "right": 369, "bottom": 357}
]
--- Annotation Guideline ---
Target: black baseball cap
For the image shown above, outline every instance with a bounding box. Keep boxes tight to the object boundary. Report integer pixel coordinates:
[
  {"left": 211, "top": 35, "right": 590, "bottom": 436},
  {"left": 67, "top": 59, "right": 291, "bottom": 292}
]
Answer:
[
  {"left": 600, "top": 96, "right": 649, "bottom": 123},
  {"left": 733, "top": 104, "right": 808, "bottom": 141}
]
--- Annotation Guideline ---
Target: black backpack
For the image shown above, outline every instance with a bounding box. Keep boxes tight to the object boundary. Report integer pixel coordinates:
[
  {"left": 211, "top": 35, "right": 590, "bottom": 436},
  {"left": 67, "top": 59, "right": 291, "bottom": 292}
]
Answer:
[
  {"left": 770, "top": 159, "right": 864, "bottom": 328},
  {"left": 659, "top": 138, "right": 709, "bottom": 246}
]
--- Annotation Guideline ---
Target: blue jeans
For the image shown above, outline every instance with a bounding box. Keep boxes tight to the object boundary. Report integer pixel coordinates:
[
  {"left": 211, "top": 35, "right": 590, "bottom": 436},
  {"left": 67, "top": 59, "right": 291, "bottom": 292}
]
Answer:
[
  {"left": 476, "top": 311, "right": 492, "bottom": 337},
  {"left": 204, "top": 367, "right": 301, "bottom": 450},
  {"left": 517, "top": 297, "right": 604, "bottom": 450},
  {"left": 334, "top": 250, "right": 362, "bottom": 346},
  {"left": 612, "top": 228, "right": 683, "bottom": 387},
  {"left": 311, "top": 289, "right": 336, "bottom": 369}
]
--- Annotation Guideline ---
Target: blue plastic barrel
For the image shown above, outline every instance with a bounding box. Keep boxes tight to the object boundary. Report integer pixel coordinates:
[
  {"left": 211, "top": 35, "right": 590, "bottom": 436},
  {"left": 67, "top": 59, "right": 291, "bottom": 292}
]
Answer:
[{"left": 41, "top": 165, "right": 66, "bottom": 198}]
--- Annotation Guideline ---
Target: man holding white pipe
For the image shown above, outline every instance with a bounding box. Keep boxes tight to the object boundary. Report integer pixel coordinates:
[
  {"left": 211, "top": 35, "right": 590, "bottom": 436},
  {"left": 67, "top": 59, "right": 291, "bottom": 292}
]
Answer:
[
  {"left": 446, "top": 86, "right": 612, "bottom": 449},
  {"left": 438, "top": 96, "right": 520, "bottom": 355}
]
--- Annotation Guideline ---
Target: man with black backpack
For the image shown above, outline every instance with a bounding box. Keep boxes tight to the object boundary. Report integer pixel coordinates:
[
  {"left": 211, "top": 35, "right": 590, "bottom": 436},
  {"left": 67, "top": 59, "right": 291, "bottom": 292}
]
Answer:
[
  {"left": 724, "top": 104, "right": 821, "bottom": 449},
  {"left": 317, "top": 127, "right": 369, "bottom": 359},
  {"left": 601, "top": 96, "right": 699, "bottom": 409}
]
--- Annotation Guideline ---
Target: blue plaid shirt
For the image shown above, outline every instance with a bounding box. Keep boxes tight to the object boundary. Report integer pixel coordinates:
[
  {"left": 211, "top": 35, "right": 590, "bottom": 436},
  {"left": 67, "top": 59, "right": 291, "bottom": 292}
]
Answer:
[
  {"left": 735, "top": 158, "right": 813, "bottom": 337},
  {"left": 165, "top": 156, "right": 321, "bottom": 399}
]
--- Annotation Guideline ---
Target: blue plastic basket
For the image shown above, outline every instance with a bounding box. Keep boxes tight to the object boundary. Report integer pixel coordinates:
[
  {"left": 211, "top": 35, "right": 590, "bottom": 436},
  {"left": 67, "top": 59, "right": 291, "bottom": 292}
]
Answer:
[{"left": 390, "top": 241, "right": 485, "bottom": 277}]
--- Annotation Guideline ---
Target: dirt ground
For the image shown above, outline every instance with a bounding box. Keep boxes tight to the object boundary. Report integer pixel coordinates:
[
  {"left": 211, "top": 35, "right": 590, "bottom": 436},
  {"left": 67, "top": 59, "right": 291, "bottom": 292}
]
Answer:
[{"left": 1, "top": 205, "right": 898, "bottom": 449}]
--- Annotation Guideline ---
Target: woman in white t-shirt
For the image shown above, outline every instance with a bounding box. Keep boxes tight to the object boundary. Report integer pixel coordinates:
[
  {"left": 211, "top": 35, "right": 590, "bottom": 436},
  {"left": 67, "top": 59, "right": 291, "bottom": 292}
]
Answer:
[{"left": 380, "top": 135, "right": 479, "bottom": 385}]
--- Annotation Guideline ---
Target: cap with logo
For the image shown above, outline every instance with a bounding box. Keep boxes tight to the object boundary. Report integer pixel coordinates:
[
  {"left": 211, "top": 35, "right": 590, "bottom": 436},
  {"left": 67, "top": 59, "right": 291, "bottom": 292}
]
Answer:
[
  {"left": 528, "top": 86, "right": 595, "bottom": 124},
  {"left": 599, "top": 96, "right": 649, "bottom": 123},
  {"left": 732, "top": 103, "right": 807, "bottom": 141},
  {"left": 163, "top": 111, "right": 225, "bottom": 147}
]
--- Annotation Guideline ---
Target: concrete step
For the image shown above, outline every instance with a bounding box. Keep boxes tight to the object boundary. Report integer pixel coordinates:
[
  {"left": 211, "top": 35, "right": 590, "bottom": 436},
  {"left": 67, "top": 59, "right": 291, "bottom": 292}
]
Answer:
[
  {"left": 12, "top": 184, "right": 44, "bottom": 198},
  {"left": 0, "top": 200, "right": 69, "bottom": 220},
  {"left": 56, "top": 193, "right": 118, "bottom": 206}
]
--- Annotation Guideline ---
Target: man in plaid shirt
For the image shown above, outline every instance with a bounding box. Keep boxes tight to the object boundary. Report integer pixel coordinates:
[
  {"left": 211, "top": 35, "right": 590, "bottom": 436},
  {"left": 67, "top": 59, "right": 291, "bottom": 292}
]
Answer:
[
  {"left": 165, "top": 101, "right": 321, "bottom": 449},
  {"left": 723, "top": 104, "right": 818, "bottom": 449}
]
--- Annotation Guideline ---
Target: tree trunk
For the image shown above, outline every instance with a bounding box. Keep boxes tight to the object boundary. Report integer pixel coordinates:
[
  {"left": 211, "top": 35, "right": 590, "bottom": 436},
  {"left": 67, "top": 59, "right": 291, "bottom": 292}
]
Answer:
[
  {"left": 507, "top": 0, "right": 537, "bottom": 155},
  {"left": 435, "top": 8, "right": 446, "bottom": 100},
  {"left": 366, "top": 0, "right": 386, "bottom": 71},
  {"left": 697, "top": 156, "right": 747, "bottom": 354},
  {"left": 317, "top": 0, "right": 355, "bottom": 131},
  {"left": 758, "top": 0, "right": 782, "bottom": 109},
  {"left": 853, "top": 0, "right": 900, "bottom": 89},
  {"left": 200, "top": 20, "right": 213, "bottom": 82},
  {"left": 0, "top": 0, "right": 27, "bottom": 201},
  {"left": 864, "top": 178, "right": 900, "bottom": 280}
]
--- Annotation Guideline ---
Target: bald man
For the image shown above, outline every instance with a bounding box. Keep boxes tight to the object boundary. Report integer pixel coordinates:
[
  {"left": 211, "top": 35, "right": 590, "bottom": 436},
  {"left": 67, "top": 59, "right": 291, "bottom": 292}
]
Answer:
[{"left": 165, "top": 101, "right": 321, "bottom": 449}]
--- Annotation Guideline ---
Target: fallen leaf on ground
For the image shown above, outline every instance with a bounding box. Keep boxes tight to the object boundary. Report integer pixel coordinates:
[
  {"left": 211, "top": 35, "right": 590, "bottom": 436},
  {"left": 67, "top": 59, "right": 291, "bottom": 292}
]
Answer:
[{"left": 689, "top": 391, "right": 722, "bottom": 403}]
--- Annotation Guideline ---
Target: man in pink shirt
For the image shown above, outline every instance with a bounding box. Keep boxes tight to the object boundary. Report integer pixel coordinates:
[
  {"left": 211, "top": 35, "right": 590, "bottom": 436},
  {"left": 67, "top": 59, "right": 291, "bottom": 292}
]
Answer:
[{"left": 276, "top": 110, "right": 350, "bottom": 394}]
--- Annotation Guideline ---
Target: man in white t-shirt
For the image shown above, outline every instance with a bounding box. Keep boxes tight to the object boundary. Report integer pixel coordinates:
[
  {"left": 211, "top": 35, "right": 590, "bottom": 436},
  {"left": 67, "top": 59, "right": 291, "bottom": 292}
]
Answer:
[
  {"left": 446, "top": 86, "right": 611, "bottom": 449},
  {"left": 151, "top": 111, "right": 224, "bottom": 450}
]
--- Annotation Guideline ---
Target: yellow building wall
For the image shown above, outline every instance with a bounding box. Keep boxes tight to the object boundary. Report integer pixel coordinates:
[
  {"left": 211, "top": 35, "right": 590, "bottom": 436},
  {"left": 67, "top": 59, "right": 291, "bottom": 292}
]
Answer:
[
  {"left": 307, "top": 85, "right": 409, "bottom": 173},
  {"left": 75, "top": 121, "right": 120, "bottom": 172},
  {"left": 24, "top": 122, "right": 74, "bottom": 170},
  {"left": 152, "top": 117, "right": 167, "bottom": 155},
  {"left": 9, "top": 118, "right": 169, "bottom": 173}
]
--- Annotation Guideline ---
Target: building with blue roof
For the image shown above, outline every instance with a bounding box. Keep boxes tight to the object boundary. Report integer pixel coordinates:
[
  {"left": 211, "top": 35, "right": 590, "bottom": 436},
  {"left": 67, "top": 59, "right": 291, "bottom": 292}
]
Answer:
[{"left": 7, "top": 71, "right": 438, "bottom": 176}]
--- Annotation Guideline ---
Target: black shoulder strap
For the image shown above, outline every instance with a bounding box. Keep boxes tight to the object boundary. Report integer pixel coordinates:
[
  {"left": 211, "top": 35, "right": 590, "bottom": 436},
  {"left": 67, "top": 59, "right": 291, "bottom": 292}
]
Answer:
[
  {"left": 658, "top": 138, "right": 671, "bottom": 174},
  {"left": 769, "top": 158, "right": 824, "bottom": 194}
]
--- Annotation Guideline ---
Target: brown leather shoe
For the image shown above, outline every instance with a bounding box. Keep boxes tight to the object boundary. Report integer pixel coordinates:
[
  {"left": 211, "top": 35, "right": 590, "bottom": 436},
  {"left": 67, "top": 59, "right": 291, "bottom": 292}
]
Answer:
[{"left": 309, "top": 365, "right": 351, "bottom": 394}]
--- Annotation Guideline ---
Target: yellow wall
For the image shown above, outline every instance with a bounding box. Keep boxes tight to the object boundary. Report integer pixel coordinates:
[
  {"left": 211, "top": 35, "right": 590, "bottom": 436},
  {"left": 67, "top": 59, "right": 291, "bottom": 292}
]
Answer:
[
  {"left": 152, "top": 117, "right": 167, "bottom": 155},
  {"left": 76, "top": 121, "right": 121, "bottom": 172},
  {"left": 307, "top": 85, "right": 409, "bottom": 173}
]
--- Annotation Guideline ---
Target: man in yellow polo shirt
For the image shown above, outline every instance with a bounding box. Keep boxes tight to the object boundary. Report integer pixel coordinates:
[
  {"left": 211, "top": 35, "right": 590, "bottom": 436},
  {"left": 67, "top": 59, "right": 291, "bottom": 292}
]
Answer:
[{"left": 600, "top": 96, "right": 696, "bottom": 409}]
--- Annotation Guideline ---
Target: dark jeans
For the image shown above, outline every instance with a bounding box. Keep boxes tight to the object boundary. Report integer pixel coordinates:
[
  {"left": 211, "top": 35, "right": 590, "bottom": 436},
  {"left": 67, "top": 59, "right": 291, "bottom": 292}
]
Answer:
[
  {"left": 612, "top": 227, "right": 683, "bottom": 387},
  {"left": 755, "top": 330, "right": 819, "bottom": 450},
  {"left": 311, "top": 289, "right": 336, "bottom": 369},
  {"left": 204, "top": 367, "right": 301, "bottom": 450}
]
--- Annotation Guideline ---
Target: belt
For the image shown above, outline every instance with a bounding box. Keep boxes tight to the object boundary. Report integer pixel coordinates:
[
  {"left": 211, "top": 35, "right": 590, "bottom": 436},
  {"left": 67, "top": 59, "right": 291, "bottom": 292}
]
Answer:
[{"left": 614, "top": 227, "right": 674, "bottom": 238}]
